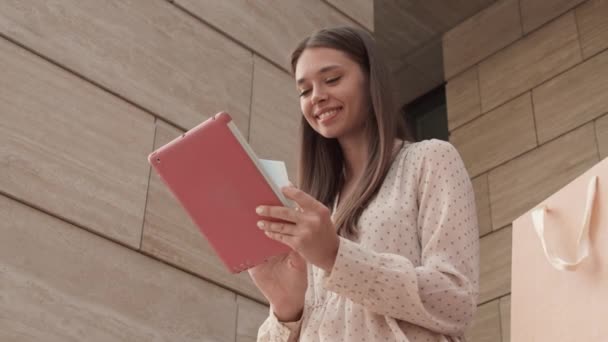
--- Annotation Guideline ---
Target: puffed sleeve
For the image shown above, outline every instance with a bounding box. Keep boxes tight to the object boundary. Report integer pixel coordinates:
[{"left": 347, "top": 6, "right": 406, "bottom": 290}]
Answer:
[
  {"left": 256, "top": 308, "right": 303, "bottom": 342},
  {"left": 322, "top": 139, "right": 480, "bottom": 336}
]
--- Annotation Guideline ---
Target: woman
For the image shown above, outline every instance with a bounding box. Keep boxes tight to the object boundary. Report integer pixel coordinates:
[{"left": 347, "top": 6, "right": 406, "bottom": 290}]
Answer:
[{"left": 249, "top": 26, "right": 479, "bottom": 341}]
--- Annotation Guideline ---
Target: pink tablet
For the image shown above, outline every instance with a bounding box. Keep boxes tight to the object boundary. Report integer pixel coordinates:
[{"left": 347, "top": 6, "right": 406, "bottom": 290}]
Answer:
[{"left": 148, "top": 112, "right": 292, "bottom": 273}]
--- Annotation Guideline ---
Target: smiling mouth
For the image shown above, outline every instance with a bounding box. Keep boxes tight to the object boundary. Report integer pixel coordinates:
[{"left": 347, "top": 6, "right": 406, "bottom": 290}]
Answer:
[{"left": 315, "top": 107, "right": 342, "bottom": 122}]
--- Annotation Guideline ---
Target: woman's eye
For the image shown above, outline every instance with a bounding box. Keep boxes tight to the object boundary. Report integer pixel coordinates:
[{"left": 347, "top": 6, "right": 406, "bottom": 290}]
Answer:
[
  {"left": 326, "top": 76, "right": 341, "bottom": 84},
  {"left": 299, "top": 89, "right": 311, "bottom": 97}
]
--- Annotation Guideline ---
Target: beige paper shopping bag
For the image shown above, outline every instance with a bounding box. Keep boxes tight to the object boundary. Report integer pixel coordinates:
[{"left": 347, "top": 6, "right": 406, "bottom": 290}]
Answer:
[{"left": 511, "top": 157, "right": 607, "bottom": 342}]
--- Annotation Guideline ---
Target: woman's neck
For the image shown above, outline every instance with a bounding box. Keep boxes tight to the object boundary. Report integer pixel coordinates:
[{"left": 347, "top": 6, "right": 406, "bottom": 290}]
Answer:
[
  {"left": 338, "top": 134, "right": 369, "bottom": 185},
  {"left": 338, "top": 136, "right": 404, "bottom": 185}
]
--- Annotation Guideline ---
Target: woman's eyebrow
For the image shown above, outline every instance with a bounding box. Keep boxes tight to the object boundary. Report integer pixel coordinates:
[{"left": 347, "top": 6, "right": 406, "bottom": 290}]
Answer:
[{"left": 297, "top": 65, "right": 342, "bottom": 85}]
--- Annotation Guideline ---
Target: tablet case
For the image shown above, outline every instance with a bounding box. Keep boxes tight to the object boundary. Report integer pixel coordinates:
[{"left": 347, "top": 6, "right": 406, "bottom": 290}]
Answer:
[{"left": 148, "top": 112, "right": 292, "bottom": 273}]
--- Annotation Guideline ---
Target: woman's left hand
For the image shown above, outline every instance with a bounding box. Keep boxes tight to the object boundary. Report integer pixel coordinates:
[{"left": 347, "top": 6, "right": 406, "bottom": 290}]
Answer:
[{"left": 256, "top": 186, "right": 340, "bottom": 273}]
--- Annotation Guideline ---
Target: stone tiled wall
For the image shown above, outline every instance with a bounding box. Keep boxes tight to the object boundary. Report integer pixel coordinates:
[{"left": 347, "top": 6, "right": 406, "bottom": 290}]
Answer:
[
  {"left": 443, "top": 0, "right": 608, "bottom": 341},
  {"left": 0, "top": 1, "right": 371, "bottom": 340}
]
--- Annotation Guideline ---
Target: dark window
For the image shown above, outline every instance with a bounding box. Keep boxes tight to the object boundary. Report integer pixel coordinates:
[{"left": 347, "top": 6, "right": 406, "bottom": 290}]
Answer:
[{"left": 402, "top": 86, "right": 448, "bottom": 142}]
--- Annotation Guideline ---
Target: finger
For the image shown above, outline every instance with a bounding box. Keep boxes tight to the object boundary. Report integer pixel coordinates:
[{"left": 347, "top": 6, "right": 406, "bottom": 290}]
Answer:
[
  {"left": 257, "top": 220, "right": 297, "bottom": 236},
  {"left": 256, "top": 205, "right": 300, "bottom": 223},
  {"left": 281, "top": 186, "right": 325, "bottom": 212},
  {"left": 263, "top": 231, "right": 296, "bottom": 249}
]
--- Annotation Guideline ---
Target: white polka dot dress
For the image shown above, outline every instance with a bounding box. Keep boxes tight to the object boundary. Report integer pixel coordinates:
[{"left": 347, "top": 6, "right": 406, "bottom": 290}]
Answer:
[{"left": 257, "top": 139, "right": 480, "bottom": 341}]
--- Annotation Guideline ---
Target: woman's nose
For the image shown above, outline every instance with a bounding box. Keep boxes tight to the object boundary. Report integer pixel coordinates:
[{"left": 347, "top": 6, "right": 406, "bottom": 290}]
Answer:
[{"left": 311, "top": 87, "right": 328, "bottom": 104}]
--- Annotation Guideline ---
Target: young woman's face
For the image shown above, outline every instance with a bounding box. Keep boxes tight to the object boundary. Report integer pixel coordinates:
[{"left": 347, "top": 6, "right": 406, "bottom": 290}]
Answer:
[{"left": 294, "top": 47, "right": 370, "bottom": 139}]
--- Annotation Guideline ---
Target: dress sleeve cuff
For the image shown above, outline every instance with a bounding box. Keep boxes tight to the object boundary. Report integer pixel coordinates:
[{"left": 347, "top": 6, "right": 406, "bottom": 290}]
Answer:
[
  {"left": 265, "top": 308, "right": 302, "bottom": 340},
  {"left": 321, "top": 237, "right": 380, "bottom": 303}
]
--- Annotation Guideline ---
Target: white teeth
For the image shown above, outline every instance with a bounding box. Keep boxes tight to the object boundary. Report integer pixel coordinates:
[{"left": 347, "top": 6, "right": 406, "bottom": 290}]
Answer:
[{"left": 317, "top": 108, "right": 340, "bottom": 120}]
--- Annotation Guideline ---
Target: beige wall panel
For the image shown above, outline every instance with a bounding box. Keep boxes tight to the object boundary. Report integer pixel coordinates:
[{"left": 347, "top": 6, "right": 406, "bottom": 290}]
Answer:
[
  {"left": 0, "top": 38, "right": 153, "bottom": 248},
  {"left": 500, "top": 295, "right": 511, "bottom": 342},
  {"left": 472, "top": 174, "right": 493, "bottom": 237},
  {"left": 175, "top": 0, "right": 359, "bottom": 70},
  {"left": 0, "top": 195, "right": 237, "bottom": 341},
  {"left": 442, "top": 0, "right": 522, "bottom": 80},
  {"left": 597, "top": 113, "right": 608, "bottom": 159},
  {"left": 327, "top": 0, "right": 373, "bottom": 31},
  {"left": 451, "top": 94, "right": 537, "bottom": 178},
  {"left": 479, "top": 227, "right": 512, "bottom": 304},
  {"left": 478, "top": 12, "right": 582, "bottom": 112},
  {"left": 0, "top": 0, "right": 252, "bottom": 132},
  {"left": 249, "top": 56, "right": 301, "bottom": 180},
  {"left": 533, "top": 49, "right": 608, "bottom": 143},
  {"left": 488, "top": 123, "right": 598, "bottom": 229},
  {"left": 576, "top": 0, "right": 608, "bottom": 59},
  {"left": 446, "top": 66, "right": 481, "bottom": 131},
  {"left": 142, "top": 120, "right": 265, "bottom": 303},
  {"left": 520, "top": 0, "right": 586, "bottom": 33},
  {"left": 236, "top": 296, "right": 269, "bottom": 342},
  {"left": 465, "top": 299, "right": 502, "bottom": 342}
]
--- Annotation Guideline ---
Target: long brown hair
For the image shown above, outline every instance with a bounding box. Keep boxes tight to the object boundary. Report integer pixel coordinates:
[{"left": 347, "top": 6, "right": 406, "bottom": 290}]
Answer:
[{"left": 290, "top": 26, "right": 411, "bottom": 237}]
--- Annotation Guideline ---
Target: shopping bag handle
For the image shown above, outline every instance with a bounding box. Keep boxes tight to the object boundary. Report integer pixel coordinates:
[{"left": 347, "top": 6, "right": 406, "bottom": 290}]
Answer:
[{"left": 531, "top": 176, "right": 598, "bottom": 271}]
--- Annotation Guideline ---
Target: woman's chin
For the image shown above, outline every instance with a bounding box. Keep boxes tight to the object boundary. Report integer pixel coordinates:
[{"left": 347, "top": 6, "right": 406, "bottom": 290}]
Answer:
[{"left": 315, "top": 128, "right": 340, "bottom": 140}]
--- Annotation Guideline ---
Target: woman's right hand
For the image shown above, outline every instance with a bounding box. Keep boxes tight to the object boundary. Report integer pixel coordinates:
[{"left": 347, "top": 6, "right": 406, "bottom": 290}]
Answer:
[{"left": 248, "top": 250, "right": 308, "bottom": 322}]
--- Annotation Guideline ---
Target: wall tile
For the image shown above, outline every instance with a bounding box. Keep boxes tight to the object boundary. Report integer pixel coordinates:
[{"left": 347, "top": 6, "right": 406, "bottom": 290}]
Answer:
[
  {"left": 249, "top": 56, "right": 301, "bottom": 179},
  {"left": 378, "top": 0, "right": 498, "bottom": 71},
  {"left": 446, "top": 66, "right": 481, "bottom": 131},
  {"left": 478, "top": 12, "right": 582, "bottom": 112},
  {"left": 520, "top": 0, "right": 586, "bottom": 33},
  {"left": 443, "top": 0, "right": 522, "bottom": 79},
  {"left": 479, "top": 227, "right": 512, "bottom": 303},
  {"left": 0, "top": 0, "right": 253, "bottom": 132},
  {"left": 141, "top": 120, "right": 265, "bottom": 303},
  {"left": 0, "top": 37, "right": 154, "bottom": 248},
  {"left": 327, "top": 0, "right": 373, "bottom": 31},
  {"left": 451, "top": 93, "right": 537, "bottom": 177},
  {"left": 0, "top": 195, "right": 237, "bottom": 341},
  {"left": 489, "top": 123, "right": 598, "bottom": 229},
  {"left": 236, "top": 296, "right": 269, "bottom": 342},
  {"left": 533, "top": 50, "right": 608, "bottom": 143},
  {"left": 175, "top": 0, "right": 359, "bottom": 70},
  {"left": 472, "top": 174, "right": 493, "bottom": 236},
  {"left": 465, "top": 299, "right": 502, "bottom": 342},
  {"left": 576, "top": 0, "right": 608, "bottom": 59}
]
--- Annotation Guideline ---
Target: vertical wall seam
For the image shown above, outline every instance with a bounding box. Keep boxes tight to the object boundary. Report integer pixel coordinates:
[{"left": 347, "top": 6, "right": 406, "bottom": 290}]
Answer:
[
  {"left": 593, "top": 118, "right": 602, "bottom": 161},
  {"left": 167, "top": 0, "right": 291, "bottom": 76},
  {"left": 139, "top": 117, "right": 158, "bottom": 250},
  {"left": 517, "top": 0, "right": 525, "bottom": 35},
  {"left": 572, "top": 6, "right": 586, "bottom": 60},
  {"left": 247, "top": 53, "right": 256, "bottom": 142},
  {"left": 529, "top": 92, "right": 540, "bottom": 146}
]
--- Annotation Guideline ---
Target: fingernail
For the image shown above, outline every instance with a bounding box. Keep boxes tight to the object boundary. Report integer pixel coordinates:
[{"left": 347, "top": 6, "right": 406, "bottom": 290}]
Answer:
[
  {"left": 257, "top": 221, "right": 265, "bottom": 228},
  {"left": 256, "top": 206, "right": 263, "bottom": 214}
]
